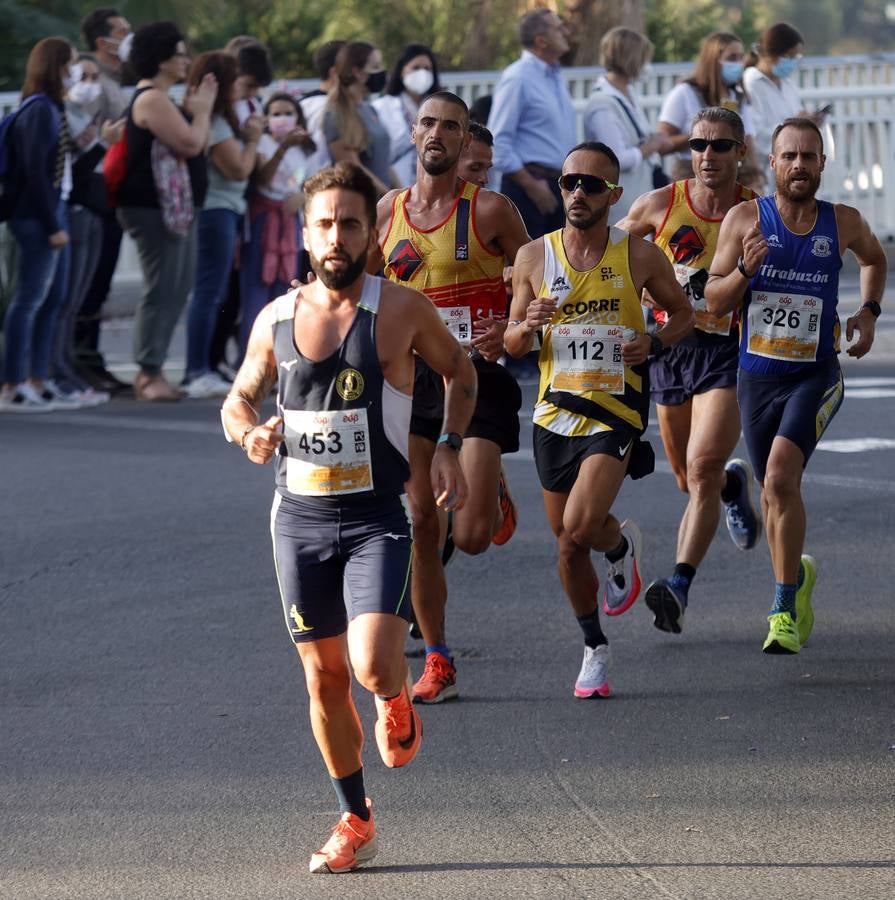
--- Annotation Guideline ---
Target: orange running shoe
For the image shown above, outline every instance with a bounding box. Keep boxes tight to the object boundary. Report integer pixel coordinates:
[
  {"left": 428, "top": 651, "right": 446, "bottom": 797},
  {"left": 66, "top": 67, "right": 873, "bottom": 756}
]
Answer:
[
  {"left": 412, "top": 652, "right": 459, "bottom": 704},
  {"left": 308, "top": 798, "right": 378, "bottom": 874},
  {"left": 491, "top": 467, "right": 517, "bottom": 546},
  {"left": 374, "top": 672, "right": 423, "bottom": 768}
]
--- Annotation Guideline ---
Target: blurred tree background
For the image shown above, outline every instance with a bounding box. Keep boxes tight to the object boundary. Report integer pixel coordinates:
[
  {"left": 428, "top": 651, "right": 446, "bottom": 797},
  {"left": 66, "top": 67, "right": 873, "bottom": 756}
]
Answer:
[{"left": 2, "top": 0, "right": 895, "bottom": 91}]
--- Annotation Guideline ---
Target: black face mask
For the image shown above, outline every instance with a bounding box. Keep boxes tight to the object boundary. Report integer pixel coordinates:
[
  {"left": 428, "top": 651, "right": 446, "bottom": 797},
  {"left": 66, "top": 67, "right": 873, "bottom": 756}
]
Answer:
[{"left": 365, "top": 70, "right": 386, "bottom": 94}]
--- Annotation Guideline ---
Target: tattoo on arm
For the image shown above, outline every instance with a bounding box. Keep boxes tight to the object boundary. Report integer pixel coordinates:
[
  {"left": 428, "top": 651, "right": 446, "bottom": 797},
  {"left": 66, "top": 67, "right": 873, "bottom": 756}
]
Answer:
[{"left": 227, "top": 356, "right": 277, "bottom": 413}]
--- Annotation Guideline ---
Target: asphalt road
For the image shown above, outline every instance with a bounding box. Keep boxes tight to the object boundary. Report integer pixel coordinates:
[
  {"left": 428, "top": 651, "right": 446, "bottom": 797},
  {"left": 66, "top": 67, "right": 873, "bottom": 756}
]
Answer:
[{"left": 1, "top": 345, "right": 894, "bottom": 899}]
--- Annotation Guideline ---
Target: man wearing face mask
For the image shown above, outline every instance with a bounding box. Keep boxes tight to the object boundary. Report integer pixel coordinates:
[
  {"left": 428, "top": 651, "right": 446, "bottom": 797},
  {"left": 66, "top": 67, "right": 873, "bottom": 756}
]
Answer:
[{"left": 74, "top": 8, "right": 133, "bottom": 394}]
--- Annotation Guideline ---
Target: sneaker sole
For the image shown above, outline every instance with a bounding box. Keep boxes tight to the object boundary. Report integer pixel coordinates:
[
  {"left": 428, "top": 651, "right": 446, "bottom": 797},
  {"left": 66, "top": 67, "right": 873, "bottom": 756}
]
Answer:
[
  {"left": 412, "top": 683, "right": 459, "bottom": 704},
  {"left": 762, "top": 639, "right": 800, "bottom": 655},
  {"left": 602, "top": 521, "right": 643, "bottom": 616},
  {"left": 573, "top": 684, "right": 611, "bottom": 699},
  {"left": 725, "top": 459, "right": 763, "bottom": 551},
  {"left": 796, "top": 555, "right": 817, "bottom": 646},
  {"left": 644, "top": 582, "right": 684, "bottom": 634},
  {"left": 309, "top": 835, "right": 379, "bottom": 874}
]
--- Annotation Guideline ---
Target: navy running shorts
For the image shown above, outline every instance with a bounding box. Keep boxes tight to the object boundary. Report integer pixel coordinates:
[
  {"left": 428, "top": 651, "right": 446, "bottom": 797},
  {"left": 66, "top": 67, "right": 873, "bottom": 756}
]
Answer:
[
  {"left": 270, "top": 491, "right": 413, "bottom": 643},
  {"left": 649, "top": 335, "right": 739, "bottom": 406},
  {"left": 737, "top": 357, "right": 844, "bottom": 483},
  {"left": 533, "top": 424, "right": 655, "bottom": 493},
  {"left": 411, "top": 355, "right": 521, "bottom": 453}
]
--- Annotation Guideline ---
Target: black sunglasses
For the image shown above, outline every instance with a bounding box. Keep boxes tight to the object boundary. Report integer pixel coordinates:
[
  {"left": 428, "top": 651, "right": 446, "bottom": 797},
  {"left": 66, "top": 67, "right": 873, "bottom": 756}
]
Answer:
[
  {"left": 688, "top": 138, "right": 742, "bottom": 153},
  {"left": 557, "top": 173, "right": 618, "bottom": 195}
]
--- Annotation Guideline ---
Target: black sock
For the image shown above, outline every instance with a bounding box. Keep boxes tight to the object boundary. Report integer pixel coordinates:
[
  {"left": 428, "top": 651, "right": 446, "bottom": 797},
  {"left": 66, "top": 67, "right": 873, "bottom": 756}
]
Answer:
[
  {"left": 720, "top": 470, "right": 739, "bottom": 504},
  {"left": 605, "top": 535, "right": 629, "bottom": 563},
  {"left": 576, "top": 609, "right": 607, "bottom": 649},
  {"left": 674, "top": 563, "right": 696, "bottom": 582},
  {"left": 330, "top": 767, "right": 369, "bottom": 820}
]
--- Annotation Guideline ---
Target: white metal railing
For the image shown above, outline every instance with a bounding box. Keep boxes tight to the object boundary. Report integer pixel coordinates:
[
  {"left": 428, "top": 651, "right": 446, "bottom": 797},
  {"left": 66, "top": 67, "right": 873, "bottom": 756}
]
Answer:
[{"left": 1, "top": 54, "right": 894, "bottom": 296}]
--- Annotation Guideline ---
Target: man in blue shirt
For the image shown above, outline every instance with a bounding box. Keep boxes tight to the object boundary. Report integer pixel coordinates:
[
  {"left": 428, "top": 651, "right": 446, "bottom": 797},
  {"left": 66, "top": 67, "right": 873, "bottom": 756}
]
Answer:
[{"left": 488, "top": 7, "right": 577, "bottom": 239}]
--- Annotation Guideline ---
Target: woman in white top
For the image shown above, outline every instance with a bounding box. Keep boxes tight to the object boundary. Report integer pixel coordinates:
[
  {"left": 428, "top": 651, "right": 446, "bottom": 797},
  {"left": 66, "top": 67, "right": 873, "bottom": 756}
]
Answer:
[
  {"left": 743, "top": 23, "right": 825, "bottom": 187},
  {"left": 373, "top": 43, "right": 441, "bottom": 187},
  {"left": 658, "top": 31, "right": 765, "bottom": 191},
  {"left": 239, "top": 92, "right": 329, "bottom": 356},
  {"left": 582, "top": 27, "right": 674, "bottom": 221}
]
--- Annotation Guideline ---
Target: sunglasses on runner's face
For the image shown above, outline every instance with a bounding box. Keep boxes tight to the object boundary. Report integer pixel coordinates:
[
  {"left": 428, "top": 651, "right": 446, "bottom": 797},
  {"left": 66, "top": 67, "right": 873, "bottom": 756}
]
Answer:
[
  {"left": 557, "top": 173, "right": 618, "bottom": 194},
  {"left": 688, "top": 138, "right": 742, "bottom": 153}
]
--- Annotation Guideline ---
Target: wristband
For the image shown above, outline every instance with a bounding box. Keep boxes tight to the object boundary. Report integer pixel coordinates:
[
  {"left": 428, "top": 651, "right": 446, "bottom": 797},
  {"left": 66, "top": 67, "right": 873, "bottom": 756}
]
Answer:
[
  {"left": 860, "top": 300, "right": 881, "bottom": 319},
  {"left": 437, "top": 432, "right": 463, "bottom": 451},
  {"left": 239, "top": 424, "right": 256, "bottom": 450},
  {"left": 736, "top": 256, "right": 754, "bottom": 279}
]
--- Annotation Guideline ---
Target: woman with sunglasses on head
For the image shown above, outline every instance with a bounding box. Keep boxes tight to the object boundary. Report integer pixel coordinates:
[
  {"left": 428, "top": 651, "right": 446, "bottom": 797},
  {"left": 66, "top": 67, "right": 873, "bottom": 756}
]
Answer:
[
  {"left": 115, "top": 22, "right": 217, "bottom": 402},
  {"left": 743, "top": 23, "right": 826, "bottom": 188},
  {"left": 617, "top": 107, "right": 761, "bottom": 635},
  {"left": 322, "top": 41, "right": 394, "bottom": 197},
  {"left": 658, "top": 31, "right": 765, "bottom": 192},
  {"left": 372, "top": 43, "right": 441, "bottom": 188},
  {"left": 583, "top": 27, "right": 674, "bottom": 221}
]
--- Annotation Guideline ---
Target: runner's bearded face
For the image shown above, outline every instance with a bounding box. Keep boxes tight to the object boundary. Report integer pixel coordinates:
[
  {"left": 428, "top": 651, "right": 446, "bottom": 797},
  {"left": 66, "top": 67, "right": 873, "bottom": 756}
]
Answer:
[
  {"left": 304, "top": 189, "right": 372, "bottom": 290},
  {"left": 560, "top": 150, "right": 620, "bottom": 231},
  {"left": 771, "top": 127, "right": 825, "bottom": 203},
  {"left": 689, "top": 121, "right": 744, "bottom": 190},
  {"left": 413, "top": 98, "right": 468, "bottom": 176}
]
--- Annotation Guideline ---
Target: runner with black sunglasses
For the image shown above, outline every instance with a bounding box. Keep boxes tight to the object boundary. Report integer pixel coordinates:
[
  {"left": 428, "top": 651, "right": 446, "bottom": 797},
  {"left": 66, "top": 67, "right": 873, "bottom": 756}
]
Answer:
[
  {"left": 617, "top": 107, "right": 760, "bottom": 635},
  {"left": 505, "top": 141, "right": 692, "bottom": 697}
]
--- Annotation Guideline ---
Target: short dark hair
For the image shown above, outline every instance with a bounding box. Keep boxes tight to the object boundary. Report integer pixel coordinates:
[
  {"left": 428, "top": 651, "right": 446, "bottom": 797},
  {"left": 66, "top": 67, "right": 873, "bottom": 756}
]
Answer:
[
  {"left": 419, "top": 91, "right": 469, "bottom": 127},
  {"left": 303, "top": 162, "right": 378, "bottom": 229},
  {"left": 81, "top": 8, "right": 120, "bottom": 51},
  {"left": 237, "top": 43, "right": 272, "bottom": 88},
  {"left": 469, "top": 94, "right": 492, "bottom": 125},
  {"left": 771, "top": 117, "right": 824, "bottom": 153},
  {"left": 566, "top": 141, "right": 621, "bottom": 181},
  {"left": 468, "top": 121, "right": 493, "bottom": 147},
  {"left": 130, "top": 21, "right": 184, "bottom": 80},
  {"left": 385, "top": 43, "right": 441, "bottom": 97},
  {"left": 760, "top": 22, "right": 804, "bottom": 58},
  {"left": 692, "top": 106, "right": 745, "bottom": 144},
  {"left": 312, "top": 40, "right": 345, "bottom": 81},
  {"left": 519, "top": 8, "right": 554, "bottom": 49}
]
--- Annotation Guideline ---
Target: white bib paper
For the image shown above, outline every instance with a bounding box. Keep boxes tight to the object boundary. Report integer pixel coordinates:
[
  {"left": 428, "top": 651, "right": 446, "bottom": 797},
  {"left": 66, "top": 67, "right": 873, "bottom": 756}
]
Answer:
[
  {"left": 551, "top": 323, "right": 630, "bottom": 395},
  {"left": 747, "top": 291, "right": 822, "bottom": 361}
]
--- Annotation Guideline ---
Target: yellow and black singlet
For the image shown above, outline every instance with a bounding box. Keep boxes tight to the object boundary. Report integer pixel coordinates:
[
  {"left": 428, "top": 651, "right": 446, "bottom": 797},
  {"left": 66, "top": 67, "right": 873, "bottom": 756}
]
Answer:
[
  {"left": 534, "top": 227, "right": 648, "bottom": 437},
  {"left": 652, "top": 179, "right": 755, "bottom": 338},
  {"left": 380, "top": 180, "right": 507, "bottom": 342}
]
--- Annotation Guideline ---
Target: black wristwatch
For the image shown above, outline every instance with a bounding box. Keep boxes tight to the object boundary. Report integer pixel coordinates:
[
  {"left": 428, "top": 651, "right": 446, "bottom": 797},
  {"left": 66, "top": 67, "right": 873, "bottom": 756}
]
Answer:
[
  {"left": 437, "top": 432, "right": 463, "bottom": 451},
  {"left": 649, "top": 334, "right": 664, "bottom": 357},
  {"left": 860, "top": 300, "right": 882, "bottom": 319},
  {"left": 737, "top": 256, "right": 755, "bottom": 279}
]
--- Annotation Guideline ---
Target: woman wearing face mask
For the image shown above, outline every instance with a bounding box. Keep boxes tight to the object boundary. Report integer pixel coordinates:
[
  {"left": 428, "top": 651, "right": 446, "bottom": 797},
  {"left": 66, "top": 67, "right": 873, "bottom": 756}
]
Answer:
[
  {"left": 658, "top": 31, "right": 765, "bottom": 190},
  {"left": 239, "top": 92, "right": 328, "bottom": 355},
  {"left": 372, "top": 43, "right": 441, "bottom": 187},
  {"left": 743, "top": 23, "right": 823, "bottom": 187},
  {"left": 582, "top": 27, "right": 674, "bottom": 221},
  {"left": 0, "top": 38, "right": 78, "bottom": 413},
  {"left": 49, "top": 53, "right": 125, "bottom": 406},
  {"left": 322, "top": 41, "right": 394, "bottom": 196}
]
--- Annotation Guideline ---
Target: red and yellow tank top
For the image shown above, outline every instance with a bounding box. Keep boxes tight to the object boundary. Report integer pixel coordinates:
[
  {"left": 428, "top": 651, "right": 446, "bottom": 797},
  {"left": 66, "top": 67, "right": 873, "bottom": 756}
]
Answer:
[
  {"left": 653, "top": 179, "right": 755, "bottom": 337},
  {"left": 380, "top": 180, "right": 507, "bottom": 342}
]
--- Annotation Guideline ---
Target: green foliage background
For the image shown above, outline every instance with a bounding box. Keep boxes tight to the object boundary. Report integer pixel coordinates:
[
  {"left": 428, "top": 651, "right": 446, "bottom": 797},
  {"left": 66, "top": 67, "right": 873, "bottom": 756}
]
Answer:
[{"left": 1, "top": 0, "right": 894, "bottom": 91}]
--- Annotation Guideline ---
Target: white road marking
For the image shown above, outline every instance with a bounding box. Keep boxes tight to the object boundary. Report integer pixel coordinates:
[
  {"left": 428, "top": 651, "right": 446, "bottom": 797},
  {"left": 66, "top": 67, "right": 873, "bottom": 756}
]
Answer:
[
  {"left": 816, "top": 438, "right": 895, "bottom": 453},
  {"left": 843, "top": 377, "right": 895, "bottom": 386},
  {"left": 843, "top": 388, "right": 895, "bottom": 399}
]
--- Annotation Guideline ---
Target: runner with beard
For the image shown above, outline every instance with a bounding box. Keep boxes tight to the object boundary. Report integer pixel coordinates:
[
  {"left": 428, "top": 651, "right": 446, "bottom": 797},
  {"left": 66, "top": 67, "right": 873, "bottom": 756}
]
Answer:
[
  {"left": 222, "top": 162, "right": 476, "bottom": 872},
  {"left": 616, "top": 107, "right": 760, "bottom": 635},
  {"left": 506, "top": 142, "right": 693, "bottom": 697},
  {"left": 705, "top": 117, "right": 886, "bottom": 654},
  {"left": 375, "top": 91, "right": 530, "bottom": 704}
]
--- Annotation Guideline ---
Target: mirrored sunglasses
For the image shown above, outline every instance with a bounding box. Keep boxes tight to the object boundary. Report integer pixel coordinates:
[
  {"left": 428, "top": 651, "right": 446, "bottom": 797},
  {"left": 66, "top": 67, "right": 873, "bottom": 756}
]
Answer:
[{"left": 557, "top": 173, "right": 618, "bottom": 195}]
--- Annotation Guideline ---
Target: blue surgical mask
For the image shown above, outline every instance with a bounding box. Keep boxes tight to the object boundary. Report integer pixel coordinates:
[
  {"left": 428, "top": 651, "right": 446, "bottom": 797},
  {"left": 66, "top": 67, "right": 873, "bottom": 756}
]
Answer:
[
  {"left": 772, "top": 57, "right": 798, "bottom": 79},
  {"left": 720, "top": 61, "right": 744, "bottom": 86}
]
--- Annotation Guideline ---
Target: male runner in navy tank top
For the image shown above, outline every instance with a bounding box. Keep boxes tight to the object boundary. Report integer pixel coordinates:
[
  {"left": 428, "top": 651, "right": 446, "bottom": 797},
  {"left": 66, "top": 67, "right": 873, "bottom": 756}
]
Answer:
[
  {"left": 706, "top": 117, "right": 886, "bottom": 655},
  {"left": 221, "top": 162, "right": 476, "bottom": 873}
]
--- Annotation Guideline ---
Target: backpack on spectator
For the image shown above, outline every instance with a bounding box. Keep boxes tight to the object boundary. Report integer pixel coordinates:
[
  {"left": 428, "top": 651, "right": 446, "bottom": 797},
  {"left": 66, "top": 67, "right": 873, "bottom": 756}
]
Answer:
[
  {"left": 0, "top": 95, "right": 44, "bottom": 221},
  {"left": 102, "top": 131, "right": 129, "bottom": 208}
]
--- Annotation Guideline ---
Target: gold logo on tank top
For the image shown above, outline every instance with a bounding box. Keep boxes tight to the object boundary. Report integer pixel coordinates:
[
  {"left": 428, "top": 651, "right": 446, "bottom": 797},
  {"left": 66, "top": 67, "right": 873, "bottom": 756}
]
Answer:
[{"left": 336, "top": 368, "right": 365, "bottom": 401}]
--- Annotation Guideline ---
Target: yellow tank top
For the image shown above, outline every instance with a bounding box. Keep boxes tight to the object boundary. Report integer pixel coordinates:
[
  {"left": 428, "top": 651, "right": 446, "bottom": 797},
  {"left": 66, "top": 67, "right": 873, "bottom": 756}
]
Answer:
[
  {"left": 534, "top": 227, "right": 647, "bottom": 437},
  {"left": 380, "top": 180, "right": 507, "bottom": 342},
  {"left": 653, "top": 179, "right": 755, "bottom": 336}
]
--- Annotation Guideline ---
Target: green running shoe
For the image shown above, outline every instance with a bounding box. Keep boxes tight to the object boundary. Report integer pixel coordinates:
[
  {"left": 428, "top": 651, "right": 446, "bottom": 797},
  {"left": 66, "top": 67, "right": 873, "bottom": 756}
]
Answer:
[
  {"left": 795, "top": 555, "right": 817, "bottom": 646},
  {"left": 762, "top": 612, "right": 800, "bottom": 654}
]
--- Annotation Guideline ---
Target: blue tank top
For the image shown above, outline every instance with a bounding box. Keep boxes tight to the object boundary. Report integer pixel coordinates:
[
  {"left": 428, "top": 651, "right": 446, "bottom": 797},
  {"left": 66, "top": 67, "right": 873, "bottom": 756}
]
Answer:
[
  {"left": 271, "top": 275, "right": 411, "bottom": 503},
  {"left": 739, "top": 196, "right": 842, "bottom": 375}
]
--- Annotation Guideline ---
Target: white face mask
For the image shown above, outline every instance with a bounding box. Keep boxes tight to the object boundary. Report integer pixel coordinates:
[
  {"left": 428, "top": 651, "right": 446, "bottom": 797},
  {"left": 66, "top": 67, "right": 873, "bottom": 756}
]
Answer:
[
  {"left": 63, "top": 62, "right": 83, "bottom": 91},
  {"left": 636, "top": 62, "right": 654, "bottom": 82},
  {"left": 403, "top": 67, "right": 434, "bottom": 96},
  {"left": 68, "top": 80, "right": 102, "bottom": 107},
  {"left": 118, "top": 32, "right": 134, "bottom": 63}
]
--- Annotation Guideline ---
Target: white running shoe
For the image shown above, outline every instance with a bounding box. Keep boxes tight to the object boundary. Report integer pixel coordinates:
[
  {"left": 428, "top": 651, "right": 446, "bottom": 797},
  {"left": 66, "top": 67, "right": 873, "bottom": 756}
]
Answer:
[
  {"left": 574, "top": 644, "right": 611, "bottom": 698},
  {"left": 184, "top": 371, "right": 232, "bottom": 399},
  {"left": 602, "top": 519, "right": 643, "bottom": 616},
  {"left": 0, "top": 383, "right": 53, "bottom": 413},
  {"left": 42, "top": 380, "right": 84, "bottom": 409}
]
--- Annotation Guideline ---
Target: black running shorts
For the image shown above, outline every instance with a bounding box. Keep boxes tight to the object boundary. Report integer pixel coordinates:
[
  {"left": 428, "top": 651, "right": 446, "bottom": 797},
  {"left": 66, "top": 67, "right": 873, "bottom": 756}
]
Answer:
[
  {"left": 649, "top": 335, "right": 739, "bottom": 406},
  {"left": 737, "top": 357, "right": 844, "bottom": 483},
  {"left": 270, "top": 491, "right": 413, "bottom": 643}
]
